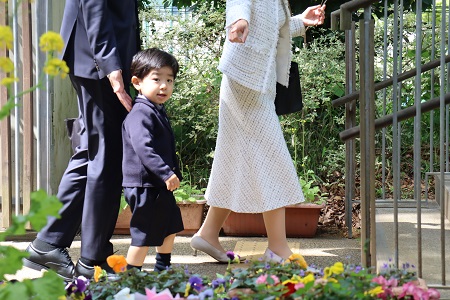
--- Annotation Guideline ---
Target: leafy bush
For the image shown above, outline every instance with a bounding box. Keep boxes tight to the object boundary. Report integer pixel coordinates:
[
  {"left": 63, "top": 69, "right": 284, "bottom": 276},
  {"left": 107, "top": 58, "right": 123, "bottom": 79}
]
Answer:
[
  {"left": 140, "top": 3, "right": 225, "bottom": 186},
  {"left": 139, "top": 6, "right": 350, "bottom": 189}
]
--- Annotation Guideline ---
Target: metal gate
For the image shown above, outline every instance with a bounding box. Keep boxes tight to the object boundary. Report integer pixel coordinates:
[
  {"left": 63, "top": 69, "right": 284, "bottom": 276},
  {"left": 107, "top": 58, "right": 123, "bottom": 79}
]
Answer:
[{"left": 332, "top": 0, "right": 449, "bottom": 296}]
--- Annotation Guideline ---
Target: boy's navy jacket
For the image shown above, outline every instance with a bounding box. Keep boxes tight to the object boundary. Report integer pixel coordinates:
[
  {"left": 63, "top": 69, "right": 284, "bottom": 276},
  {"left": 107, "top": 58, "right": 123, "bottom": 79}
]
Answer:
[{"left": 122, "top": 95, "right": 182, "bottom": 187}]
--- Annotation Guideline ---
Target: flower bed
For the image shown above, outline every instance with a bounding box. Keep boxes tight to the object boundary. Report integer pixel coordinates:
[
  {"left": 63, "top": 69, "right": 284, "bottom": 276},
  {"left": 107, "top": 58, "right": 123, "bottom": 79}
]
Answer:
[{"left": 66, "top": 255, "right": 441, "bottom": 300}]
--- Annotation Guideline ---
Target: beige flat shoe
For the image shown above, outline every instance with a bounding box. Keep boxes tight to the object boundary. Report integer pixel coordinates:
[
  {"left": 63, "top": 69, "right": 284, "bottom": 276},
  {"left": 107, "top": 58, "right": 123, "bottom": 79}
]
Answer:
[
  {"left": 263, "top": 248, "right": 285, "bottom": 264},
  {"left": 263, "top": 248, "right": 318, "bottom": 273},
  {"left": 190, "top": 235, "right": 246, "bottom": 263}
]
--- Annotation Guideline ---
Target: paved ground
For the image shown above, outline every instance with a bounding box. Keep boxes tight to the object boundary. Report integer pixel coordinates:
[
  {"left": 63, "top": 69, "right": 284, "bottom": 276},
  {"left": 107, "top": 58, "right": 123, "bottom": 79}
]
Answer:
[
  {"left": 2, "top": 201, "right": 450, "bottom": 299},
  {"left": 376, "top": 200, "right": 450, "bottom": 299},
  {"left": 2, "top": 228, "right": 360, "bottom": 281}
]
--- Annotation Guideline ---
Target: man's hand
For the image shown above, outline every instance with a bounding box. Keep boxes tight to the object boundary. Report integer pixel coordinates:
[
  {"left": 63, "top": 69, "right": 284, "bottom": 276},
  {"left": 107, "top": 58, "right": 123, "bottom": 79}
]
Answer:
[
  {"left": 108, "top": 69, "right": 132, "bottom": 112},
  {"left": 165, "top": 174, "right": 180, "bottom": 192}
]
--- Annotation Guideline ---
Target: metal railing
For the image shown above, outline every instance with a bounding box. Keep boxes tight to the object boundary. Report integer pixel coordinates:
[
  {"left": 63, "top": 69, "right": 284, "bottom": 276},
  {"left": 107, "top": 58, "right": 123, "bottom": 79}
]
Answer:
[{"left": 332, "top": 0, "right": 449, "bottom": 294}]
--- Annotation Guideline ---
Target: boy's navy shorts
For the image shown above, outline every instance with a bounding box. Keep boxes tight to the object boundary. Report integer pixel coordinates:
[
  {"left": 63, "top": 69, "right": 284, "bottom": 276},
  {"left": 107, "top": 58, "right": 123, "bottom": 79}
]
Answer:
[{"left": 123, "top": 187, "right": 184, "bottom": 246}]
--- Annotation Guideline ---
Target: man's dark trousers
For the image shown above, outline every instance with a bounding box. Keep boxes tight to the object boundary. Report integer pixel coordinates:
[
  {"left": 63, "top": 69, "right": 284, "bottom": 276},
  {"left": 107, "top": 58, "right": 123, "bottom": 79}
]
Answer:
[{"left": 37, "top": 75, "right": 127, "bottom": 262}]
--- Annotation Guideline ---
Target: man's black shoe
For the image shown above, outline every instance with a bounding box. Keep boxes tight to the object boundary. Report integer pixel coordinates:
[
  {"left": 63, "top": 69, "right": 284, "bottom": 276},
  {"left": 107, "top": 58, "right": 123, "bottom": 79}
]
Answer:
[
  {"left": 75, "top": 259, "right": 116, "bottom": 279},
  {"left": 23, "top": 243, "right": 75, "bottom": 281}
]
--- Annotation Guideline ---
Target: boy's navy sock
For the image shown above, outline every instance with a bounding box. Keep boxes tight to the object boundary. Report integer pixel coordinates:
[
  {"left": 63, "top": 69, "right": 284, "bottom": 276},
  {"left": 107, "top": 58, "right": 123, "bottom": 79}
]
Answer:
[
  {"left": 154, "top": 253, "right": 171, "bottom": 272},
  {"left": 126, "top": 264, "right": 142, "bottom": 271}
]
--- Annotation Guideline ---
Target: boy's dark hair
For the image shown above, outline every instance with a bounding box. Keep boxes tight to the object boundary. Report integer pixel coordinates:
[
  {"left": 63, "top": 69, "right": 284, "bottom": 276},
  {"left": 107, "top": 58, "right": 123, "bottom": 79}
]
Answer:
[{"left": 130, "top": 48, "right": 179, "bottom": 79}]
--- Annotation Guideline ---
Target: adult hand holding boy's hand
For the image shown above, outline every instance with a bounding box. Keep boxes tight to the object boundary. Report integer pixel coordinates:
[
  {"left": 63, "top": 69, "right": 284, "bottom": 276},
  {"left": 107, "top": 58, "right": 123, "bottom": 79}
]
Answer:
[
  {"left": 165, "top": 174, "right": 180, "bottom": 191},
  {"left": 108, "top": 69, "right": 133, "bottom": 112}
]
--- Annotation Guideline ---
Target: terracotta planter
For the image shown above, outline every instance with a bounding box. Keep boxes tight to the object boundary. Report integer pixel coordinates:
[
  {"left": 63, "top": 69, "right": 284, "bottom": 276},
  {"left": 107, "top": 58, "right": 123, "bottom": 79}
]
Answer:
[
  {"left": 114, "top": 200, "right": 207, "bottom": 236},
  {"left": 222, "top": 203, "right": 325, "bottom": 238},
  {"left": 177, "top": 200, "right": 207, "bottom": 236},
  {"left": 114, "top": 206, "right": 132, "bottom": 235}
]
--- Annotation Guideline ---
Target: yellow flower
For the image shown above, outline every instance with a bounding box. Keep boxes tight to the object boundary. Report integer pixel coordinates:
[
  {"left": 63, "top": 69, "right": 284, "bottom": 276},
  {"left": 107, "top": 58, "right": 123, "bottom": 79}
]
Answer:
[
  {"left": 1, "top": 76, "right": 19, "bottom": 86},
  {"left": 365, "top": 286, "right": 384, "bottom": 296},
  {"left": 214, "top": 285, "right": 225, "bottom": 294},
  {"left": 184, "top": 282, "right": 191, "bottom": 297},
  {"left": 0, "top": 57, "right": 14, "bottom": 73},
  {"left": 39, "top": 31, "right": 64, "bottom": 52},
  {"left": 0, "top": 25, "right": 13, "bottom": 49},
  {"left": 330, "top": 262, "right": 344, "bottom": 275},
  {"left": 93, "top": 265, "right": 102, "bottom": 282},
  {"left": 106, "top": 254, "right": 127, "bottom": 273},
  {"left": 285, "top": 253, "right": 308, "bottom": 269},
  {"left": 43, "top": 58, "right": 69, "bottom": 78},
  {"left": 282, "top": 274, "right": 302, "bottom": 285},
  {"left": 301, "top": 273, "right": 315, "bottom": 284}
]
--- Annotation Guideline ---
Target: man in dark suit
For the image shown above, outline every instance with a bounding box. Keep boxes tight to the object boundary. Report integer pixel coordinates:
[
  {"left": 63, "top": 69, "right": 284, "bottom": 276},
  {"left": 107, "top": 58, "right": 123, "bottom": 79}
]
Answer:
[{"left": 23, "top": 0, "right": 140, "bottom": 280}]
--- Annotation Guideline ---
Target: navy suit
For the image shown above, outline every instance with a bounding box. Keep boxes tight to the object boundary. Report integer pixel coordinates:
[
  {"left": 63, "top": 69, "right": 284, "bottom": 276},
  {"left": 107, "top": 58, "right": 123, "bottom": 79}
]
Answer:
[
  {"left": 37, "top": 0, "right": 140, "bottom": 262},
  {"left": 122, "top": 96, "right": 182, "bottom": 187},
  {"left": 122, "top": 95, "right": 184, "bottom": 246}
]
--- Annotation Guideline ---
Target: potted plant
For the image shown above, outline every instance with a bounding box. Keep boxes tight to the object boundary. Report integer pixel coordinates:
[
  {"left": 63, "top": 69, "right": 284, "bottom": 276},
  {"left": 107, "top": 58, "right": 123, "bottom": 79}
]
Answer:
[
  {"left": 114, "top": 183, "right": 207, "bottom": 235},
  {"left": 174, "top": 181, "right": 207, "bottom": 236},
  {"left": 222, "top": 171, "right": 326, "bottom": 238},
  {"left": 114, "top": 194, "right": 132, "bottom": 235}
]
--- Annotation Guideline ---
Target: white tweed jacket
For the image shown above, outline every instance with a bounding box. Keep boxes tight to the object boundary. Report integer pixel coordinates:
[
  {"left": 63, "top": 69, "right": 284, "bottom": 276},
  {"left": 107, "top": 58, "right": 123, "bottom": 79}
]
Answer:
[{"left": 218, "top": 0, "right": 306, "bottom": 93}]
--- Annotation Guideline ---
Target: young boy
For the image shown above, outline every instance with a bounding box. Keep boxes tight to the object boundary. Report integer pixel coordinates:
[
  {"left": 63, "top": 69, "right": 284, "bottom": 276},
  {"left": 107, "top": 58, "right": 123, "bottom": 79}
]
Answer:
[{"left": 122, "top": 48, "right": 183, "bottom": 272}]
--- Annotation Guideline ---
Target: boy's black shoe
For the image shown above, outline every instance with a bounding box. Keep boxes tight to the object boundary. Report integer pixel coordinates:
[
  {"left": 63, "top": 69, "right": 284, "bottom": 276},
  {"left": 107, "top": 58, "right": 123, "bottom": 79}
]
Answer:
[
  {"left": 75, "top": 259, "right": 116, "bottom": 279},
  {"left": 23, "top": 243, "right": 75, "bottom": 281}
]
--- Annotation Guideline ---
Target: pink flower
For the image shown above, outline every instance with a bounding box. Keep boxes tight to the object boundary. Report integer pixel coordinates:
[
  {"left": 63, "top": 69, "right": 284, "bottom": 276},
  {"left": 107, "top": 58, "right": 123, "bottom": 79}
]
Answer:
[
  {"left": 294, "top": 282, "right": 305, "bottom": 290},
  {"left": 428, "top": 288, "right": 441, "bottom": 299},
  {"left": 371, "top": 275, "right": 398, "bottom": 299},
  {"left": 372, "top": 275, "right": 388, "bottom": 286},
  {"left": 255, "top": 274, "right": 280, "bottom": 285},
  {"left": 145, "top": 287, "right": 181, "bottom": 299}
]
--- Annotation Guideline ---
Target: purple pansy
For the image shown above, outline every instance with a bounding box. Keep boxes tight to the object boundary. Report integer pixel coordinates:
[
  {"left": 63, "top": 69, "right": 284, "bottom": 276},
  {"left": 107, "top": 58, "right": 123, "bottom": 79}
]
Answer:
[{"left": 188, "top": 276, "right": 203, "bottom": 292}]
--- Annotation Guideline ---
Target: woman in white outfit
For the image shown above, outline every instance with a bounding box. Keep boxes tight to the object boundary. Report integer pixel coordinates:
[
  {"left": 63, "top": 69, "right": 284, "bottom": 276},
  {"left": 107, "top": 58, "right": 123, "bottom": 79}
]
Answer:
[{"left": 191, "top": 0, "right": 326, "bottom": 263}]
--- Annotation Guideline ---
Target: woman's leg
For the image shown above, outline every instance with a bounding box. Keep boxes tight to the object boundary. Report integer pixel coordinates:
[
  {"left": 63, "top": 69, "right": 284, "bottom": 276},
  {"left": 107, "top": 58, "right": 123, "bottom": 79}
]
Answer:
[
  {"left": 262, "top": 207, "right": 293, "bottom": 259},
  {"left": 196, "top": 206, "right": 231, "bottom": 252}
]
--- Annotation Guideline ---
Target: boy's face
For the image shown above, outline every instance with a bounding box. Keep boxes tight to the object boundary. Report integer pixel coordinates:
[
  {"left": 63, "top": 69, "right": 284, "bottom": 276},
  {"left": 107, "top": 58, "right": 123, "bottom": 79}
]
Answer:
[{"left": 132, "top": 66, "right": 174, "bottom": 104}]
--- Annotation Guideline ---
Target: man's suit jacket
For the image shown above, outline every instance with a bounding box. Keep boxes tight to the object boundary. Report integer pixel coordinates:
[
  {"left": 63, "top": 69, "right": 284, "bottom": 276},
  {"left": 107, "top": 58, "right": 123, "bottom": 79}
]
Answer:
[
  {"left": 122, "top": 95, "right": 182, "bottom": 188},
  {"left": 60, "top": 0, "right": 140, "bottom": 83}
]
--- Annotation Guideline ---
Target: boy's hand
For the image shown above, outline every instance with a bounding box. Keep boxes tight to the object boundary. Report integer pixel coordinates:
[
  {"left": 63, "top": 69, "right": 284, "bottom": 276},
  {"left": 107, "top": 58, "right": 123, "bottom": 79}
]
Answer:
[{"left": 165, "top": 174, "right": 180, "bottom": 191}]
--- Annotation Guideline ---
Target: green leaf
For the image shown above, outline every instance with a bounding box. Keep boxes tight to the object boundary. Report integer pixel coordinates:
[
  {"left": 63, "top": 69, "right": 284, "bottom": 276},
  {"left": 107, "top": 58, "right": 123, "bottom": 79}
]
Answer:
[
  {"left": 0, "top": 100, "right": 17, "bottom": 120},
  {"left": 332, "top": 84, "right": 345, "bottom": 98},
  {"left": 0, "top": 246, "right": 30, "bottom": 280},
  {"left": 0, "top": 281, "right": 30, "bottom": 300},
  {"left": 27, "top": 189, "right": 62, "bottom": 231},
  {"left": 30, "top": 271, "right": 66, "bottom": 300}
]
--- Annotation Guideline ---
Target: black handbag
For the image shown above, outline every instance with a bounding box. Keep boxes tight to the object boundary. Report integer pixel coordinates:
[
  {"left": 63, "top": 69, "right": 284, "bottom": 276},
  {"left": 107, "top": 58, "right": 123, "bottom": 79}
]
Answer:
[{"left": 275, "top": 61, "right": 303, "bottom": 115}]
